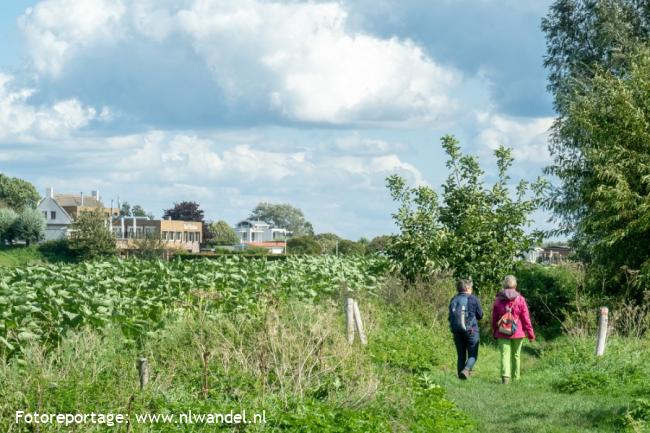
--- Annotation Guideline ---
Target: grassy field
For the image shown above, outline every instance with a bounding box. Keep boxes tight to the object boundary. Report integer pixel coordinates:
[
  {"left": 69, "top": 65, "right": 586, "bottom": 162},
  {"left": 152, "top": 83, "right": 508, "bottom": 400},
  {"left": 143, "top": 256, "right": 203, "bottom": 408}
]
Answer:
[{"left": 1, "top": 258, "right": 648, "bottom": 432}]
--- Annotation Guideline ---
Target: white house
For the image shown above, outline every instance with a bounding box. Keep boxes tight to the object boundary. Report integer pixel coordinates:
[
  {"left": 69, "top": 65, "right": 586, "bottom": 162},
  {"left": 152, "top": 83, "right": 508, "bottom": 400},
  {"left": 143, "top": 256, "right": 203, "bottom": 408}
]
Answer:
[
  {"left": 234, "top": 220, "right": 289, "bottom": 254},
  {"left": 37, "top": 188, "right": 74, "bottom": 241}
]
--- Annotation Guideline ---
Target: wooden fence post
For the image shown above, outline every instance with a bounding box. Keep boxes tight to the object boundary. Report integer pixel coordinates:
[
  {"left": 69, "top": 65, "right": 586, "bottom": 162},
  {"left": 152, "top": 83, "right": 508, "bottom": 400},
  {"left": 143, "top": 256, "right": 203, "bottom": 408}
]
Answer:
[
  {"left": 137, "top": 357, "right": 149, "bottom": 390},
  {"left": 346, "top": 297, "right": 355, "bottom": 344},
  {"left": 595, "top": 307, "right": 609, "bottom": 356},
  {"left": 352, "top": 300, "right": 367, "bottom": 345}
]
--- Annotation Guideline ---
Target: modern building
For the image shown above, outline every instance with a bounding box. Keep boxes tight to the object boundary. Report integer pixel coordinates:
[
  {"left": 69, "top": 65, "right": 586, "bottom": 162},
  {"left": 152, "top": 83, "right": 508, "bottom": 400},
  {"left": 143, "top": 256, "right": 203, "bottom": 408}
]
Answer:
[
  {"left": 234, "top": 220, "right": 288, "bottom": 254},
  {"left": 37, "top": 188, "right": 119, "bottom": 241},
  {"left": 114, "top": 217, "right": 203, "bottom": 253}
]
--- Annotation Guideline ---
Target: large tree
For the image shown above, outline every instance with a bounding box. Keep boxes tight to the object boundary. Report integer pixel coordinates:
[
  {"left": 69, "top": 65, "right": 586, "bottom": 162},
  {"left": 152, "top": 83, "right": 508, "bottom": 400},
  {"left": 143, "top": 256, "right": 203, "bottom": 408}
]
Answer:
[
  {"left": 542, "top": 1, "right": 650, "bottom": 295},
  {"left": 386, "top": 135, "right": 546, "bottom": 292},
  {"left": 248, "top": 202, "right": 314, "bottom": 237},
  {"left": 0, "top": 174, "right": 40, "bottom": 211},
  {"left": 0, "top": 208, "right": 18, "bottom": 244},
  {"left": 11, "top": 208, "right": 46, "bottom": 245}
]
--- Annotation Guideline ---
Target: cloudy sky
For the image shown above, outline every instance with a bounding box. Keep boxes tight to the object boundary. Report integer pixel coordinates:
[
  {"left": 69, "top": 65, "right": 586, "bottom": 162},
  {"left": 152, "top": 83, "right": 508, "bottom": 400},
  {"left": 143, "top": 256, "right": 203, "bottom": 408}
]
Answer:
[{"left": 0, "top": 0, "right": 556, "bottom": 239}]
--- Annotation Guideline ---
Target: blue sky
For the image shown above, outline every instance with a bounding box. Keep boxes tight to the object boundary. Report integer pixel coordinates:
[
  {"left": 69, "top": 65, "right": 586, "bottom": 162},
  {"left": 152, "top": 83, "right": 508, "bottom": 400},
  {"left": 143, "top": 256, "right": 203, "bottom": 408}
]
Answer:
[{"left": 0, "top": 0, "right": 556, "bottom": 239}]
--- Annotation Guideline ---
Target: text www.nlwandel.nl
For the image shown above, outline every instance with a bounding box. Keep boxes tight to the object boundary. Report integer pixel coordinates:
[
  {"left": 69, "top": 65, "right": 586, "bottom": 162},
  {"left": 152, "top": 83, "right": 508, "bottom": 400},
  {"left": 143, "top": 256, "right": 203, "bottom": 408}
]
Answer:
[{"left": 15, "top": 410, "right": 267, "bottom": 427}]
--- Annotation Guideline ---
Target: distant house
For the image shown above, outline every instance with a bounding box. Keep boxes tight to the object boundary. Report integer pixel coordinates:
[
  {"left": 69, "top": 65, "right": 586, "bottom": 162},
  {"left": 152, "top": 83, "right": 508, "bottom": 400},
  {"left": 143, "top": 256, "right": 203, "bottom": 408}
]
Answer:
[
  {"left": 37, "top": 188, "right": 119, "bottom": 241},
  {"left": 523, "top": 245, "right": 573, "bottom": 264},
  {"left": 234, "top": 220, "right": 288, "bottom": 254}
]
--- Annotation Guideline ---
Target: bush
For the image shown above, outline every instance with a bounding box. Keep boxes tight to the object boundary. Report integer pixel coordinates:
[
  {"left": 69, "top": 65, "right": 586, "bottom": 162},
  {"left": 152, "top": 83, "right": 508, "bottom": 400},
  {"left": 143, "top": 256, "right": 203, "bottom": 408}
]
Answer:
[
  {"left": 38, "top": 239, "right": 76, "bottom": 263},
  {"left": 287, "top": 236, "right": 322, "bottom": 255},
  {"left": 9, "top": 208, "right": 45, "bottom": 245},
  {"left": 514, "top": 261, "right": 583, "bottom": 336},
  {"left": 69, "top": 208, "right": 117, "bottom": 260},
  {"left": 0, "top": 208, "right": 17, "bottom": 243}
]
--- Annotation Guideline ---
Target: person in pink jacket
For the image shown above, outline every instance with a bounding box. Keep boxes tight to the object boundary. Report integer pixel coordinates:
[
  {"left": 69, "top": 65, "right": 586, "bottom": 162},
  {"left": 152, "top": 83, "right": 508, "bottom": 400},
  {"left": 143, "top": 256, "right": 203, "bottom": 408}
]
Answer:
[{"left": 491, "top": 275, "right": 535, "bottom": 384}]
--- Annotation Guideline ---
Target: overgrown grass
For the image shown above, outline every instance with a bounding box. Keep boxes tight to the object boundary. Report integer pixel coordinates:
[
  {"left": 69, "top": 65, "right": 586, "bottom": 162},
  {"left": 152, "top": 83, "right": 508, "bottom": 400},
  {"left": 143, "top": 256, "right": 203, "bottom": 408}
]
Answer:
[{"left": 0, "top": 245, "right": 43, "bottom": 266}]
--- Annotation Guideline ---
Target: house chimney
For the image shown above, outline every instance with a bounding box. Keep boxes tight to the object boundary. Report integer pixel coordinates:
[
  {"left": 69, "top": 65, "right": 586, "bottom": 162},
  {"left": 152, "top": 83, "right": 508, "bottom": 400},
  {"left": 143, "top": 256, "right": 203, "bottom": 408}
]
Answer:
[
  {"left": 80, "top": 192, "right": 84, "bottom": 206},
  {"left": 46, "top": 187, "right": 54, "bottom": 199},
  {"left": 92, "top": 190, "right": 99, "bottom": 200}
]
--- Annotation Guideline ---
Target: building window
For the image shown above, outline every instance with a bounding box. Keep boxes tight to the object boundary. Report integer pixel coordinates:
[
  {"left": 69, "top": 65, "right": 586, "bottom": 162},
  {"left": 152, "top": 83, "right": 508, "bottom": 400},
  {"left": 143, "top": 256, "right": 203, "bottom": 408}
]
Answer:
[
  {"left": 50, "top": 211, "right": 56, "bottom": 220},
  {"left": 175, "top": 232, "right": 181, "bottom": 241},
  {"left": 184, "top": 232, "right": 188, "bottom": 242}
]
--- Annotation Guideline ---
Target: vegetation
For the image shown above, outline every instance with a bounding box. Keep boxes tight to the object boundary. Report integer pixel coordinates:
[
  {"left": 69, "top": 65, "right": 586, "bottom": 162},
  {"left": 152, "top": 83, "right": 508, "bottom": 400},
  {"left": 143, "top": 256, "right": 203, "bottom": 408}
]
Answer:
[
  {"left": 366, "top": 235, "right": 391, "bottom": 255},
  {"left": 543, "top": 1, "right": 650, "bottom": 298},
  {"left": 249, "top": 202, "right": 314, "bottom": 237},
  {"left": 386, "top": 135, "right": 546, "bottom": 293},
  {"left": 10, "top": 208, "right": 45, "bottom": 245},
  {"left": 0, "top": 174, "right": 40, "bottom": 211},
  {"left": 207, "top": 220, "right": 240, "bottom": 246},
  {"left": 0, "top": 207, "right": 18, "bottom": 243},
  {"left": 69, "top": 208, "right": 117, "bottom": 260},
  {"left": 287, "top": 236, "right": 322, "bottom": 255}
]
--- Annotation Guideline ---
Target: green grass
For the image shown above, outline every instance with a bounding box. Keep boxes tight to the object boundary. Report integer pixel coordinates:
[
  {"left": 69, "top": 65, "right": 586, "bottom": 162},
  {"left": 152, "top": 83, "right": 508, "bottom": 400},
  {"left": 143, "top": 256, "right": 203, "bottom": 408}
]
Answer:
[
  {"left": 418, "top": 338, "right": 650, "bottom": 433},
  {"left": 0, "top": 245, "right": 43, "bottom": 267}
]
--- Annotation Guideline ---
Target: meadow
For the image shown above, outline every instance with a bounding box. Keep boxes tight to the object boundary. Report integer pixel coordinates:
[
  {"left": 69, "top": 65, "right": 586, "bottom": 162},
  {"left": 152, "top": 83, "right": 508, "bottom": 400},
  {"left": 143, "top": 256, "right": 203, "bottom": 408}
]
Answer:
[{"left": 1, "top": 255, "right": 648, "bottom": 432}]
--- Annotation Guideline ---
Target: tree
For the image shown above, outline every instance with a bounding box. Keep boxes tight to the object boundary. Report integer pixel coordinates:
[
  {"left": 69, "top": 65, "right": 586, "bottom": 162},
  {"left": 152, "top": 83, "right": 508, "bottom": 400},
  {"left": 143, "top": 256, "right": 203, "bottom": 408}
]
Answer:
[
  {"left": 367, "top": 235, "right": 392, "bottom": 255},
  {"left": 542, "top": 2, "right": 650, "bottom": 295},
  {"left": 208, "top": 220, "right": 239, "bottom": 245},
  {"left": 131, "top": 205, "right": 147, "bottom": 217},
  {"left": 337, "top": 239, "right": 366, "bottom": 256},
  {"left": 386, "top": 135, "right": 546, "bottom": 292},
  {"left": 0, "top": 174, "right": 40, "bottom": 211},
  {"left": 11, "top": 208, "right": 46, "bottom": 245},
  {"left": 0, "top": 208, "right": 18, "bottom": 244},
  {"left": 287, "top": 236, "right": 322, "bottom": 255},
  {"left": 163, "top": 201, "right": 205, "bottom": 221},
  {"left": 546, "top": 48, "right": 650, "bottom": 296},
  {"left": 120, "top": 202, "right": 131, "bottom": 217},
  {"left": 248, "top": 202, "right": 314, "bottom": 237},
  {"left": 69, "top": 208, "right": 116, "bottom": 260},
  {"left": 314, "top": 233, "right": 341, "bottom": 254},
  {"left": 163, "top": 201, "right": 208, "bottom": 243}
]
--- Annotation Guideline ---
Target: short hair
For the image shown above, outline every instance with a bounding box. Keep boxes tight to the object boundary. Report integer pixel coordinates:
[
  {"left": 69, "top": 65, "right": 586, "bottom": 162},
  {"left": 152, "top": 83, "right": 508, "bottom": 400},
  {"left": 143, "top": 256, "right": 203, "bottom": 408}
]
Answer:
[
  {"left": 456, "top": 278, "right": 473, "bottom": 293},
  {"left": 503, "top": 275, "right": 517, "bottom": 289}
]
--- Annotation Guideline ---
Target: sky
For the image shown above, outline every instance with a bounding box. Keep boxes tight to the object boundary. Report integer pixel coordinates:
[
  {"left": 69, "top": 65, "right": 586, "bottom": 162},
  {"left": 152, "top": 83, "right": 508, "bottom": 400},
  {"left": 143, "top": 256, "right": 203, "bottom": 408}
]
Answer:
[{"left": 0, "top": 0, "right": 557, "bottom": 239}]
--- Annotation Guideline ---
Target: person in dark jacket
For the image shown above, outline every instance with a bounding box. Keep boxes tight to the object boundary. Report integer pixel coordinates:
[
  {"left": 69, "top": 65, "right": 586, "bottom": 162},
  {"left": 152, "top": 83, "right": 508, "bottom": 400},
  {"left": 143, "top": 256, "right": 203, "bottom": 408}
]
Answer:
[{"left": 448, "top": 278, "right": 484, "bottom": 379}]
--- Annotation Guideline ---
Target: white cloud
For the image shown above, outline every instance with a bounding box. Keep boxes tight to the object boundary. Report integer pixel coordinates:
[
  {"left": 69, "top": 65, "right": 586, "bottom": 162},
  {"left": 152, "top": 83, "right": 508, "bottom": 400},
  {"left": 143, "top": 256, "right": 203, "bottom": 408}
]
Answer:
[
  {"left": 475, "top": 112, "right": 554, "bottom": 163},
  {"left": 18, "top": 0, "right": 461, "bottom": 125},
  {"left": 0, "top": 73, "right": 105, "bottom": 141}
]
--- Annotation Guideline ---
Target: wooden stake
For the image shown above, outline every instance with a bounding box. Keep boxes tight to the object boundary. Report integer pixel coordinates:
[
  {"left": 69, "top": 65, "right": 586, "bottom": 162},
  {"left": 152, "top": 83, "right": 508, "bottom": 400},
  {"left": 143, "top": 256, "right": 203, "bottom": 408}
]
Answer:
[
  {"left": 595, "top": 307, "right": 608, "bottom": 356},
  {"left": 353, "top": 300, "right": 367, "bottom": 345},
  {"left": 136, "top": 357, "right": 149, "bottom": 390},
  {"left": 346, "top": 297, "right": 355, "bottom": 344}
]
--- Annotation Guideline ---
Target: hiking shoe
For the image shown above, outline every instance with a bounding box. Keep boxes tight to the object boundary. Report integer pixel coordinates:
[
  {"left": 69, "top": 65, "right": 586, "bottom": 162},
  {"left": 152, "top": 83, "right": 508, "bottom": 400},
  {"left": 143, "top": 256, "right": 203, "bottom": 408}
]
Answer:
[
  {"left": 459, "top": 369, "right": 470, "bottom": 380},
  {"left": 501, "top": 376, "right": 510, "bottom": 385}
]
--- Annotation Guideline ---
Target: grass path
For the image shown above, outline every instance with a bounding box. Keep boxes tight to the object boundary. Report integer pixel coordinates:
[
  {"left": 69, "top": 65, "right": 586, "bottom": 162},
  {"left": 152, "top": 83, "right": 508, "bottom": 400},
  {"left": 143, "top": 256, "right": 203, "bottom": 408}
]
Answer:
[{"left": 428, "top": 339, "right": 629, "bottom": 433}]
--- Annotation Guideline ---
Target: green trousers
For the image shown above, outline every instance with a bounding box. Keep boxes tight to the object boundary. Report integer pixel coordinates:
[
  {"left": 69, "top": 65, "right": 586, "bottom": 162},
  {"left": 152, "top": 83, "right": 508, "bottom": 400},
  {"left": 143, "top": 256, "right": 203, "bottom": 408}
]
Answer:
[{"left": 498, "top": 338, "right": 525, "bottom": 379}]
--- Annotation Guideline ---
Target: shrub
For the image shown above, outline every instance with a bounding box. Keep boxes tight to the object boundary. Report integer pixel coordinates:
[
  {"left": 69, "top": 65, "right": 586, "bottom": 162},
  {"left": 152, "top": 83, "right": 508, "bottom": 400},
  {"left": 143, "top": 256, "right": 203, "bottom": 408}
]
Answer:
[
  {"left": 370, "top": 323, "right": 444, "bottom": 372},
  {"left": 69, "top": 208, "right": 117, "bottom": 260},
  {"left": 38, "top": 239, "right": 76, "bottom": 262},
  {"left": 287, "top": 236, "right": 322, "bottom": 255},
  {"left": 514, "top": 262, "right": 583, "bottom": 336},
  {"left": 0, "top": 208, "right": 17, "bottom": 244},
  {"left": 10, "top": 208, "right": 45, "bottom": 245}
]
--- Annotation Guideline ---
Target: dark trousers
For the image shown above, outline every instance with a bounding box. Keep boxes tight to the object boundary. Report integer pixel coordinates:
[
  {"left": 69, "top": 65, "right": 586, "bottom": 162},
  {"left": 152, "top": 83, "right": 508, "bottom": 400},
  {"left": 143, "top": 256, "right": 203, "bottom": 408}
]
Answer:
[{"left": 452, "top": 330, "right": 480, "bottom": 375}]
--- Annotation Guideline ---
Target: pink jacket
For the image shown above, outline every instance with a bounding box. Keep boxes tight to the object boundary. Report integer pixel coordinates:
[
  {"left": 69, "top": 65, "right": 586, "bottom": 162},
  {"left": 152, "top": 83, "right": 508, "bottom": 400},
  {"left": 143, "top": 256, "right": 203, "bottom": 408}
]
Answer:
[{"left": 491, "top": 289, "right": 535, "bottom": 340}]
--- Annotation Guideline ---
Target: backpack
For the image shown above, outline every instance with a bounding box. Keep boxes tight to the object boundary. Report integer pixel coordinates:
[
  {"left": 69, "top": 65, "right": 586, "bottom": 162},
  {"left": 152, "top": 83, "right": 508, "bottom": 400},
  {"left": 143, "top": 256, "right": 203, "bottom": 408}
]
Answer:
[
  {"left": 497, "top": 302, "right": 518, "bottom": 336},
  {"left": 449, "top": 294, "right": 471, "bottom": 333}
]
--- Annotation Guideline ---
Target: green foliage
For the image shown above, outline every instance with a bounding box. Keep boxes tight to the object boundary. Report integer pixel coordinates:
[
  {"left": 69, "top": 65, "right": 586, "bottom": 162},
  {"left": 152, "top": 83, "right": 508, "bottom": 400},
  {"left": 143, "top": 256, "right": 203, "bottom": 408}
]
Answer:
[
  {"left": 366, "top": 235, "right": 392, "bottom": 255},
  {"left": 0, "top": 174, "right": 40, "bottom": 211},
  {"left": 386, "top": 135, "right": 546, "bottom": 292},
  {"left": 207, "top": 220, "right": 239, "bottom": 245},
  {"left": 0, "top": 245, "right": 43, "bottom": 267},
  {"left": 288, "top": 236, "right": 322, "bottom": 255},
  {"left": 314, "top": 233, "right": 341, "bottom": 254},
  {"left": 337, "top": 239, "right": 365, "bottom": 256},
  {"left": 621, "top": 399, "right": 650, "bottom": 432},
  {"left": 68, "top": 208, "right": 117, "bottom": 260},
  {"left": 0, "top": 255, "right": 384, "bottom": 355},
  {"left": 0, "top": 208, "right": 18, "bottom": 243},
  {"left": 276, "top": 400, "right": 390, "bottom": 432},
  {"left": 370, "top": 323, "right": 443, "bottom": 372},
  {"left": 10, "top": 208, "right": 46, "bottom": 245},
  {"left": 133, "top": 231, "right": 167, "bottom": 260},
  {"left": 243, "top": 245, "right": 270, "bottom": 255},
  {"left": 514, "top": 262, "right": 583, "bottom": 336},
  {"left": 543, "top": 4, "right": 650, "bottom": 297},
  {"left": 249, "top": 202, "right": 314, "bottom": 237},
  {"left": 38, "top": 239, "right": 76, "bottom": 263}
]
